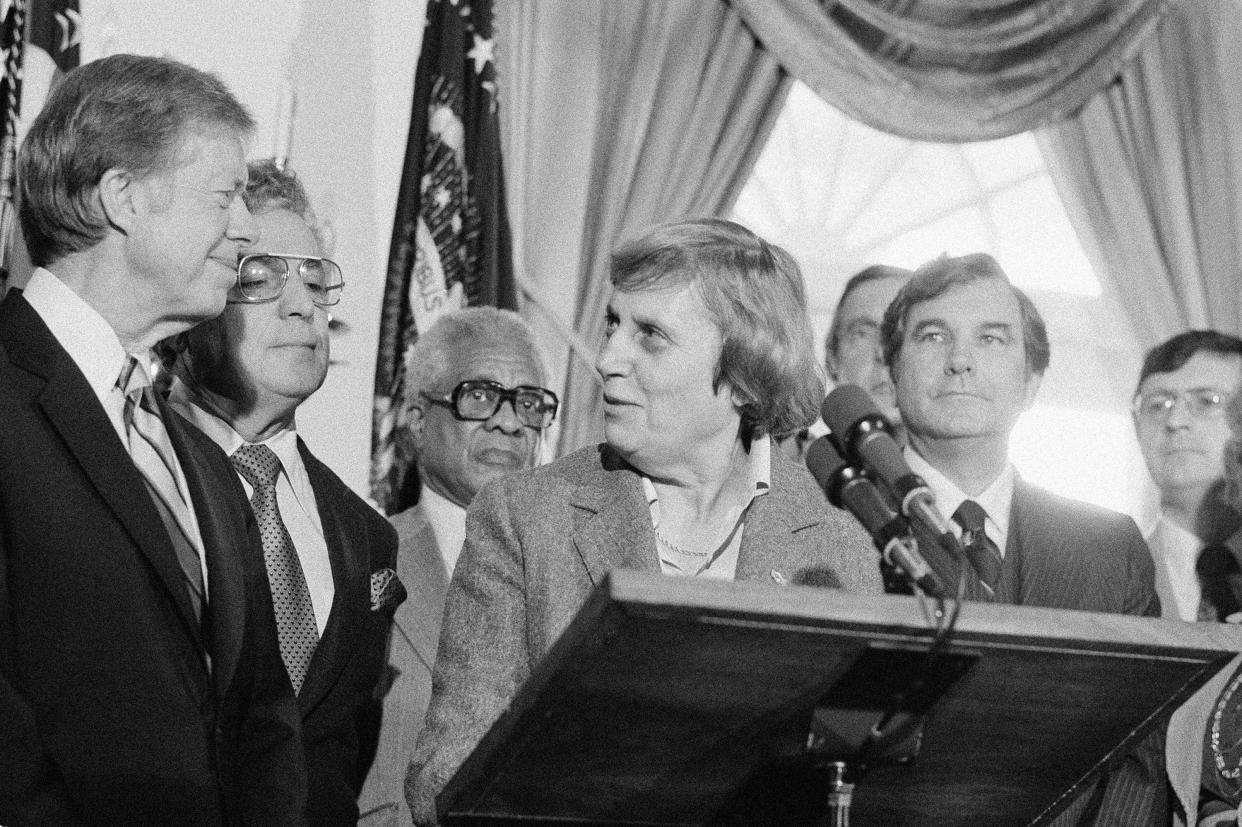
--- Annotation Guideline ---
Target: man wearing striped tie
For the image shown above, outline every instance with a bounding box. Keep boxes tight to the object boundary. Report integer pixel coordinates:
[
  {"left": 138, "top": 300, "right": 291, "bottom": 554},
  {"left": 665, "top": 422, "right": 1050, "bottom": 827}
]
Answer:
[
  {"left": 880, "top": 253, "right": 1162, "bottom": 825},
  {"left": 0, "top": 56, "right": 305, "bottom": 824}
]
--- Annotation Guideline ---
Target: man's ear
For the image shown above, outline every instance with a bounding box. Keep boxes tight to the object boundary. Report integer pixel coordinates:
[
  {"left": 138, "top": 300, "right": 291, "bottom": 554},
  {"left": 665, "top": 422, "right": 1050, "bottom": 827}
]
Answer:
[
  {"left": 97, "top": 168, "right": 141, "bottom": 234},
  {"left": 398, "top": 406, "right": 426, "bottom": 457}
]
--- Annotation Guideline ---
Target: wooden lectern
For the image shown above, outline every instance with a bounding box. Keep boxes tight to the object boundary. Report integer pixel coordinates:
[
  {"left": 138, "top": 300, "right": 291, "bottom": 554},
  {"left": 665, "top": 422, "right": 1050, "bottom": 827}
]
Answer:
[{"left": 440, "top": 571, "right": 1240, "bottom": 825}]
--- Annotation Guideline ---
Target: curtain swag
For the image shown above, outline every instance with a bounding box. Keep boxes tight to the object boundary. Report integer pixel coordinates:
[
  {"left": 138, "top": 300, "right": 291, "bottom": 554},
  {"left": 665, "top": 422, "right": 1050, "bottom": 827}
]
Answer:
[{"left": 729, "top": 0, "right": 1173, "bottom": 141}]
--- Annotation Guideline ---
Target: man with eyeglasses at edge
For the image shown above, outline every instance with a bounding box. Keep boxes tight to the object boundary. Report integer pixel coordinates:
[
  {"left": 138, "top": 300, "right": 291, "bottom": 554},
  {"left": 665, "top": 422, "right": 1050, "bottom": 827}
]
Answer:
[
  {"left": 1132, "top": 335, "right": 1242, "bottom": 827},
  {"left": 1131, "top": 331, "right": 1242, "bottom": 623},
  {"left": 163, "top": 159, "right": 404, "bottom": 826},
  {"left": 356, "top": 306, "right": 554, "bottom": 827}
]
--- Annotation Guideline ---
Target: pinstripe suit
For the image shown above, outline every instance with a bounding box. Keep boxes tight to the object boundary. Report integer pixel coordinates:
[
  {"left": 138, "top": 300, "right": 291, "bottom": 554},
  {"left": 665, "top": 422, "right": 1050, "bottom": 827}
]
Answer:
[
  {"left": 405, "top": 443, "right": 884, "bottom": 824},
  {"left": 910, "top": 477, "right": 1163, "bottom": 826}
]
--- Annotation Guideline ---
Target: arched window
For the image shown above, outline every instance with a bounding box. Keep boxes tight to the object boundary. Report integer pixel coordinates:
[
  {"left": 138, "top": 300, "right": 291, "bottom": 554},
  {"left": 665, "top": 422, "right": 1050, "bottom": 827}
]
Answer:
[{"left": 733, "top": 82, "right": 1154, "bottom": 523}]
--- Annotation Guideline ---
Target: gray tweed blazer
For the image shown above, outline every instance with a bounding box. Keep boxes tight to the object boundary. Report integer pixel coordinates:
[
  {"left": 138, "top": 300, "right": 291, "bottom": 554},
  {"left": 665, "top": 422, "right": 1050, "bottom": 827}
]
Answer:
[{"left": 404, "top": 442, "right": 882, "bottom": 824}]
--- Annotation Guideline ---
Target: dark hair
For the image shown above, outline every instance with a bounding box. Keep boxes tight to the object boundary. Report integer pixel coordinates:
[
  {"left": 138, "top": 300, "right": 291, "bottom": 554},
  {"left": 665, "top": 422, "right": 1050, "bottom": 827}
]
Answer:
[
  {"left": 881, "top": 252, "right": 1050, "bottom": 376},
  {"left": 611, "top": 217, "right": 822, "bottom": 438},
  {"left": 825, "top": 264, "right": 911, "bottom": 376},
  {"left": 1136, "top": 330, "right": 1242, "bottom": 394},
  {"left": 18, "top": 53, "right": 254, "bottom": 267}
]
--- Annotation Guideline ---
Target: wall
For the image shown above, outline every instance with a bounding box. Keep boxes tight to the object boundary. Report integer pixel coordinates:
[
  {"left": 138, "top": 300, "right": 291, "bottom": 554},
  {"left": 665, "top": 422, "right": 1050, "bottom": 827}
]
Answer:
[{"left": 82, "top": 0, "right": 425, "bottom": 497}]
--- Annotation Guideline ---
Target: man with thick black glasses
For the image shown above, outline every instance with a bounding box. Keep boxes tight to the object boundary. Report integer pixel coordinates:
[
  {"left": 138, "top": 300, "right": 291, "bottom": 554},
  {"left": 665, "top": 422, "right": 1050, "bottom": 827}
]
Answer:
[{"left": 357, "top": 305, "right": 552, "bottom": 826}]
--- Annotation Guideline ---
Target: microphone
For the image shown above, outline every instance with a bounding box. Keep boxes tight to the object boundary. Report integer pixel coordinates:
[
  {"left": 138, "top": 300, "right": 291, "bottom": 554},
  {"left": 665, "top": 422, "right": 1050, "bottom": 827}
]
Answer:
[
  {"left": 805, "top": 436, "right": 948, "bottom": 599},
  {"left": 820, "top": 385, "right": 957, "bottom": 553}
]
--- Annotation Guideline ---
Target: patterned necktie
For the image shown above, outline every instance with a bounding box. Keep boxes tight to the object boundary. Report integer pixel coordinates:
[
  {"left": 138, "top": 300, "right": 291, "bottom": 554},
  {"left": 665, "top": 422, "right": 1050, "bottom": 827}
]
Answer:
[
  {"left": 230, "top": 443, "right": 318, "bottom": 694},
  {"left": 953, "top": 499, "right": 1002, "bottom": 599},
  {"left": 116, "top": 355, "right": 205, "bottom": 618}
]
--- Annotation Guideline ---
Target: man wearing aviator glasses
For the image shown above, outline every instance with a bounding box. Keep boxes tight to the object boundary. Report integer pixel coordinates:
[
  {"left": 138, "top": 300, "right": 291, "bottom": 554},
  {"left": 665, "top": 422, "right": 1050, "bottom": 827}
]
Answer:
[
  {"left": 1132, "top": 330, "right": 1242, "bottom": 622},
  {"left": 164, "top": 159, "right": 403, "bottom": 826},
  {"left": 357, "top": 305, "right": 553, "bottom": 826}
]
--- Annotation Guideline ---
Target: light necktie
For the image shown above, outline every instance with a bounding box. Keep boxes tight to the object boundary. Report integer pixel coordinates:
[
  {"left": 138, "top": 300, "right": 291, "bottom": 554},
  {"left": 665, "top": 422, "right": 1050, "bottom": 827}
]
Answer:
[
  {"left": 952, "top": 499, "right": 1002, "bottom": 600},
  {"left": 116, "top": 355, "right": 205, "bottom": 619},
  {"left": 231, "top": 443, "right": 319, "bottom": 694}
]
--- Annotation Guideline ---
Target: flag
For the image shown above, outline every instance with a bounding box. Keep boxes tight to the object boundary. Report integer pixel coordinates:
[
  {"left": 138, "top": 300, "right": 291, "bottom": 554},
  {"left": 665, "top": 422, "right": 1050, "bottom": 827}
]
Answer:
[
  {"left": 0, "top": 0, "right": 79, "bottom": 290},
  {"left": 370, "top": 0, "right": 516, "bottom": 514}
]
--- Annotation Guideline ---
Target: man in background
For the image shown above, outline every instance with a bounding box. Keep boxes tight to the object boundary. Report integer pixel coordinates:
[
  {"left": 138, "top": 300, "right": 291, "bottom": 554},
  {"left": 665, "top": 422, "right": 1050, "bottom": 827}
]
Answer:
[
  {"left": 0, "top": 55, "right": 304, "bottom": 824},
  {"left": 825, "top": 264, "right": 911, "bottom": 424},
  {"left": 882, "top": 253, "right": 1162, "bottom": 824},
  {"left": 1132, "top": 331, "right": 1242, "bottom": 621},
  {"left": 357, "top": 306, "right": 553, "bottom": 826},
  {"left": 166, "top": 159, "right": 402, "bottom": 825}
]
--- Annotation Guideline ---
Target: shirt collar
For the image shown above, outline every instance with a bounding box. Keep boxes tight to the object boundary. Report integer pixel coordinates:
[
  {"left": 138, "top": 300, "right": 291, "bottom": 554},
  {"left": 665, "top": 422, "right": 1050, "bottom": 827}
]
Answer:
[
  {"left": 23, "top": 267, "right": 130, "bottom": 405},
  {"left": 904, "top": 445, "right": 1015, "bottom": 546},
  {"left": 167, "top": 379, "right": 314, "bottom": 511}
]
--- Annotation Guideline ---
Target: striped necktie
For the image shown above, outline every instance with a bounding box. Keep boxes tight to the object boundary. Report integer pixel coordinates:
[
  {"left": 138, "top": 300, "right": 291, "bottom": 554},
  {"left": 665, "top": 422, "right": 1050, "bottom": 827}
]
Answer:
[
  {"left": 953, "top": 499, "right": 1002, "bottom": 600},
  {"left": 116, "top": 355, "right": 205, "bottom": 619},
  {"left": 230, "top": 443, "right": 319, "bottom": 694}
]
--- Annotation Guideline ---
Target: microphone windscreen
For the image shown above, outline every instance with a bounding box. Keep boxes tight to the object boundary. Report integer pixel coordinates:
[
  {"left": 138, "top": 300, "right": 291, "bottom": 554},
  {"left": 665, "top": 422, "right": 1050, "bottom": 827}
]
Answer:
[
  {"left": 805, "top": 436, "right": 848, "bottom": 490},
  {"left": 821, "top": 384, "right": 881, "bottom": 440}
]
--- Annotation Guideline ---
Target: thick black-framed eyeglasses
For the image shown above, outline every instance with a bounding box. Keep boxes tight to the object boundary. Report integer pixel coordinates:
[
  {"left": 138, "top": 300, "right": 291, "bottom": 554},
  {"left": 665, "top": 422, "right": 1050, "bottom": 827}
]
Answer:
[
  {"left": 422, "top": 379, "right": 559, "bottom": 430},
  {"left": 230, "top": 253, "right": 345, "bottom": 307}
]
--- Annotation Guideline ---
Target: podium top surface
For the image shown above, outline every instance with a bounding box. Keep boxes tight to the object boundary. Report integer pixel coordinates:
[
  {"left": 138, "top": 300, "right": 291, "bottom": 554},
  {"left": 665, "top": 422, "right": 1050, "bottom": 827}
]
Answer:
[{"left": 443, "top": 572, "right": 1242, "bottom": 826}]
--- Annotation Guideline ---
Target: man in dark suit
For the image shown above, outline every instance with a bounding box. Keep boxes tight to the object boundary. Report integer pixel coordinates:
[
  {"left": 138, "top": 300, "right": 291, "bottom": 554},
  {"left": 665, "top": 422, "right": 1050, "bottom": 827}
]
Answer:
[
  {"left": 0, "top": 55, "right": 305, "bottom": 825},
  {"left": 165, "top": 159, "right": 403, "bottom": 826},
  {"left": 880, "top": 253, "right": 1162, "bottom": 824}
]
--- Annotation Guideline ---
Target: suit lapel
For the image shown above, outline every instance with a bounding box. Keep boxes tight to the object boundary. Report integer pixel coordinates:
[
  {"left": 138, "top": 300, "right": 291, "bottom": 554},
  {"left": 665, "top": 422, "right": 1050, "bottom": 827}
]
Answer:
[
  {"left": 734, "top": 453, "right": 818, "bottom": 584},
  {"left": 998, "top": 481, "right": 1028, "bottom": 604},
  {"left": 166, "top": 407, "right": 239, "bottom": 684},
  {"left": 568, "top": 451, "right": 659, "bottom": 584},
  {"left": 297, "top": 442, "right": 367, "bottom": 712},
  {"left": 393, "top": 509, "right": 449, "bottom": 673},
  {"left": 8, "top": 297, "right": 206, "bottom": 648}
]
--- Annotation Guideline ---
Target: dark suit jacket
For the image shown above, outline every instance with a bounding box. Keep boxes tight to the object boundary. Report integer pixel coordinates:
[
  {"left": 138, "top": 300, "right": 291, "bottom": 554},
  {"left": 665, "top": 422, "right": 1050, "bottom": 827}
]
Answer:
[
  {"left": 907, "top": 476, "right": 1162, "bottom": 826},
  {"left": 357, "top": 504, "right": 450, "bottom": 827},
  {"left": 912, "top": 479, "right": 1159, "bottom": 615},
  {"left": 0, "top": 291, "right": 306, "bottom": 826},
  {"left": 405, "top": 443, "right": 884, "bottom": 825},
  {"left": 293, "top": 442, "right": 399, "bottom": 826}
]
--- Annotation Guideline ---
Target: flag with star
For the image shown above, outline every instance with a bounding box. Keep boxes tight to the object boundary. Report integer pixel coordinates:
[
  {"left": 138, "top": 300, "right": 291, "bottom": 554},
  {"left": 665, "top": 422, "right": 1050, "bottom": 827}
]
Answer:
[
  {"left": 370, "top": 0, "right": 516, "bottom": 513},
  {"left": 0, "top": 0, "right": 79, "bottom": 290}
]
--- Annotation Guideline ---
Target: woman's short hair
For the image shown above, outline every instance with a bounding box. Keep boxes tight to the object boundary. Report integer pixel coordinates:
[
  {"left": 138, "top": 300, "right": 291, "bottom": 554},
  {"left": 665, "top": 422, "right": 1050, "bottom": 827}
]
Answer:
[
  {"left": 243, "top": 159, "right": 331, "bottom": 254},
  {"left": 880, "top": 252, "right": 1050, "bottom": 376},
  {"left": 610, "top": 218, "right": 823, "bottom": 439},
  {"left": 18, "top": 53, "right": 254, "bottom": 268}
]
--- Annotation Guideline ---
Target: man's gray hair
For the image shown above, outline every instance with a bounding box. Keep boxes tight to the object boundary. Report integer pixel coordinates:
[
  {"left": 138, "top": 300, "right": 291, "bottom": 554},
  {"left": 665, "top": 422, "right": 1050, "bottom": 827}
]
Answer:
[{"left": 404, "top": 306, "right": 546, "bottom": 414}]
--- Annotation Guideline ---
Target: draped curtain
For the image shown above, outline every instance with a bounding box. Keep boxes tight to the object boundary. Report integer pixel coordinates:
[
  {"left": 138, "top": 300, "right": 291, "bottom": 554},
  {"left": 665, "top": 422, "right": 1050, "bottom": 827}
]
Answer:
[
  {"left": 728, "top": 0, "right": 1169, "bottom": 141},
  {"left": 554, "top": 0, "right": 790, "bottom": 456},
  {"left": 1036, "top": 0, "right": 1242, "bottom": 349}
]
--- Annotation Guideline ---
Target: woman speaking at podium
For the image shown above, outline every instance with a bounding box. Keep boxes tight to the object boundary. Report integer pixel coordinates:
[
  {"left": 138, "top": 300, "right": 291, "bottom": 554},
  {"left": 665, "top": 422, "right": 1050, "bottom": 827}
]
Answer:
[{"left": 405, "top": 218, "right": 882, "bottom": 824}]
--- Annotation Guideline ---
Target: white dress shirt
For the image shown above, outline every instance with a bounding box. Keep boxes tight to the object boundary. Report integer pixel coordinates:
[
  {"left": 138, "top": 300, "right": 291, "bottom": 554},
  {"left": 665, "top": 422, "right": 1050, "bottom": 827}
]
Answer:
[
  {"left": 168, "top": 381, "right": 334, "bottom": 634},
  {"left": 905, "top": 446, "right": 1015, "bottom": 556},
  {"left": 420, "top": 485, "right": 468, "bottom": 577},
  {"left": 1145, "top": 515, "right": 1201, "bottom": 622},
  {"left": 24, "top": 267, "right": 208, "bottom": 591}
]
